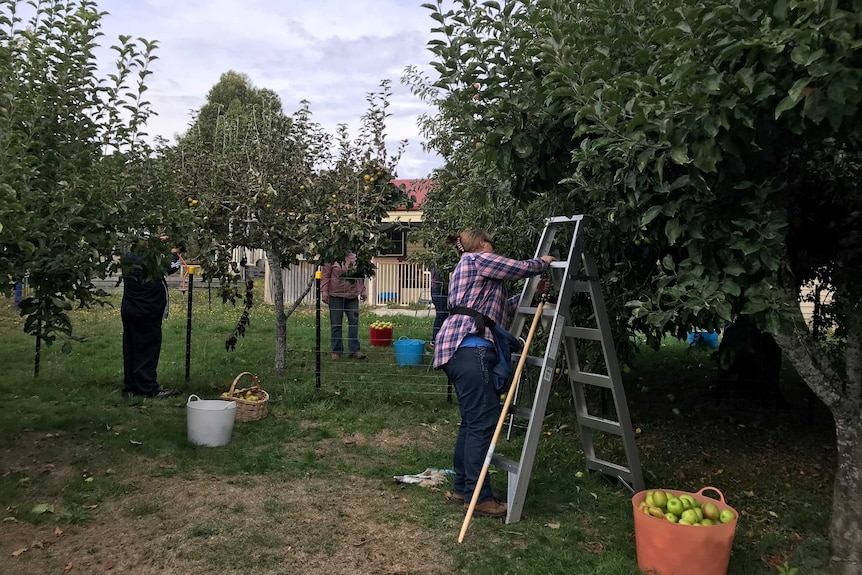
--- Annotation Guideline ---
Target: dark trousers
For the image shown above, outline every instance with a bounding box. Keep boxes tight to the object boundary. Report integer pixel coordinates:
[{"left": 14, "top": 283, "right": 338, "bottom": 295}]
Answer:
[
  {"left": 431, "top": 288, "right": 448, "bottom": 344},
  {"left": 443, "top": 346, "right": 500, "bottom": 504},
  {"left": 122, "top": 314, "right": 164, "bottom": 396},
  {"left": 328, "top": 296, "right": 360, "bottom": 354}
]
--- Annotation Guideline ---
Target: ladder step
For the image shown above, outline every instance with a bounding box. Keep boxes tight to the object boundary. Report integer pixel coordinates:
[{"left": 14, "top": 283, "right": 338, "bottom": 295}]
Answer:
[
  {"left": 586, "top": 457, "right": 636, "bottom": 480},
  {"left": 516, "top": 305, "right": 557, "bottom": 318},
  {"left": 511, "top": 353, "right": 546, "bottom": 368},
  {"left": 579, "top": 414, "right": 623, "bottom": 435},
  {"left": 546, "top": 215, "right": 583, "bottom": 224},
  {"left": 508, "top": 405, "right": 533, "bottom": 420},
  {"left": 563, "top": 325, "right": 602, "bottom": 341},
  {"left": 570, "top": 371, "right": 613, "bottom": 389},
  {"left": 490, "top": 453, "right": 520, "bottom": 474},
  {"left": 572, "top": 280, "right": 592, "bottom": 293}
]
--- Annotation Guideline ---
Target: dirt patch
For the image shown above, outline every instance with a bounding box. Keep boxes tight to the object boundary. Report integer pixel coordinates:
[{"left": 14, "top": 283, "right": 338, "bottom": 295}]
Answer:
[{"left": 2, "top": 433, "right": 457, "bottom": 575}]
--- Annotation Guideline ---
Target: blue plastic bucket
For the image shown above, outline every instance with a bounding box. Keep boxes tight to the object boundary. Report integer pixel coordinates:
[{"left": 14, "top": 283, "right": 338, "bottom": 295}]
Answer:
[
  {"left": 394, "top": 336, "right": 425, "bottom": 366},
  {"left": 687, "top": 330, "right": 720, "bottom": 349}
]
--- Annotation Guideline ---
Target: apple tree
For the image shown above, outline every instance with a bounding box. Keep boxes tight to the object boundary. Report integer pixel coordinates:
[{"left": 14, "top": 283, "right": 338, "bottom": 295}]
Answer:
[
  {"left": 0, "top": 0, "right": 187, "bottom": 375},
  {"left": 173, "top": 74, "right": 407, "bottom": 372},
  {"left": 410, "top": 0, "right": 862, "bottom": 570}
]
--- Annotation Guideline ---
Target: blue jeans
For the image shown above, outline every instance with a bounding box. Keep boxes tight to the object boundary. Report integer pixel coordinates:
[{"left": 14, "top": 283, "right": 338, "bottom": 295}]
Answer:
[
  {"left": 328, "top": 296, "right": 361, "bottom": 354},
  {"left": 443, "top": 346, "right": 500, "bottom": 504}
]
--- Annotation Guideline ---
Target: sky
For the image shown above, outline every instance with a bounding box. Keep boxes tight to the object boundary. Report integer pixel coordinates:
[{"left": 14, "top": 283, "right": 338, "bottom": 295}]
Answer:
[{"left": 94, "top": 0, "right": 446, "bottom": 178}]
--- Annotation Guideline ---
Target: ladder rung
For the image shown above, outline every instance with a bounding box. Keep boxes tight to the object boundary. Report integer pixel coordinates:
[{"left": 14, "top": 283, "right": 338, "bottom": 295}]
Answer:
[
  {"left": 511, "top": 353, "right": 545, "bottom": 368},
  {"left": 515, "top": 305, "right": 557, "bottom": 317},
  {"left": 564, "top": 326, "right": 602, "bottom": 341},
  {"left": 546, "top": 215, "right": 583, "bottom": 224},
  {"left": 586, "top": 457, "right": 635, "bottom": 480},
  {"left": 569, "top": 371, "right": 612, "bottom": 389},
  {"left": 508, "top": 405, "right": 533, "bottom": 420},
  {"left": 579, "top": 414, "right": 623, "bottom": 435},
  {"left": 549, "top": 261, "right": 568, "bottom": 270},
  {"left": 572, "top": 280, "right": 591, "bottom": 293},
  {"left": 491, "top": 453, "right": 520, "bottom": 474}
]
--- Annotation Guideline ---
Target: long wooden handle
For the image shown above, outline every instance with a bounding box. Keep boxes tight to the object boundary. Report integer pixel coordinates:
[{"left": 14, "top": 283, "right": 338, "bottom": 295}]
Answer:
[{"left": 458, "top": 300, "right": 545, "bottom": 543}]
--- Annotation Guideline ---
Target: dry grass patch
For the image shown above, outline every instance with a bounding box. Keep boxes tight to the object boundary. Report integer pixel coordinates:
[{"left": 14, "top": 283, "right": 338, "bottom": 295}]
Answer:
[{"left": 3, "top": 455, "right": 458, "bottom": 575}]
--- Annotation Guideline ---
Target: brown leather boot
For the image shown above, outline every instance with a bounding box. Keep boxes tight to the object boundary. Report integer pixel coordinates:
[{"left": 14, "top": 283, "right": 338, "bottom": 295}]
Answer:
[
  {"left": 447, "top": 492, "right": 465, "bottom": 505},
  {"left": 466, "top": 499, "right": 507, "bottom": 518}
]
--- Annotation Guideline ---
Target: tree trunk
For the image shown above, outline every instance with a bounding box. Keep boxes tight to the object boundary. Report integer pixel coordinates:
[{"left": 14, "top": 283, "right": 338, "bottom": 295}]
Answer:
[
  {"left": 830, "top": 412, "right": 862, "bottom": 575},
  {"left": 773, "top": 290, "right": 862, "bottom": 575},
  {"left": 264, "top": 253, "right": 317, "bottom": 375},
  {"left": 266, "top": 250, "right": 288, "bottom": 373}
]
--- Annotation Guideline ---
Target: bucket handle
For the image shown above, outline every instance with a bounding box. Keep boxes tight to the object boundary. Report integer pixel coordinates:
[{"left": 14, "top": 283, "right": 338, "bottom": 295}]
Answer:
[
  {"left": 187, "top": 394, "right": 234, "bottom": 409},
  {"left": 695, "top": 486, "right": 726, "bottom": 504},
  {"left": 397, "top": 336, "right": 410, "bottom": 341}
]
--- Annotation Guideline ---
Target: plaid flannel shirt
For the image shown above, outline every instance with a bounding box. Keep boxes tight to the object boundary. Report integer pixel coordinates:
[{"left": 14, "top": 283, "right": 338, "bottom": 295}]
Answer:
[{"left": 432, "top": 251, "right": 548, "bottom": 368}]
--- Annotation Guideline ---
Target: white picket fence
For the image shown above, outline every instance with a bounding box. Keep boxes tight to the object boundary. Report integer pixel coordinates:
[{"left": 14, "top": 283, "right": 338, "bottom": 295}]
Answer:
[{"left": 264, "top": 259, "right": 432, "bottom": 307}]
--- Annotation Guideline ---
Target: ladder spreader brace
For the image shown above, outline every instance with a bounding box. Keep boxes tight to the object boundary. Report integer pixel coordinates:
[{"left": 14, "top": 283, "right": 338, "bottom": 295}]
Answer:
[{"left": 494, "top": 215, "right": 644, "bottom": 524}]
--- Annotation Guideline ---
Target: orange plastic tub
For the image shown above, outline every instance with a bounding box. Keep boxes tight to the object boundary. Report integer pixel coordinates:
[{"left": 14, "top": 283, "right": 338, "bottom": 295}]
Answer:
[{"left": 631, "top": 486, "right": 738, "bottom": 575}]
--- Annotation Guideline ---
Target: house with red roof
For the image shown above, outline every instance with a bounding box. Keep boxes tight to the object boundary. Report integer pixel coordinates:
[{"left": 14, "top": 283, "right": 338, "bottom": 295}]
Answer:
[{"left": 264, "top": 178, "right": 436, "bottom": 307}]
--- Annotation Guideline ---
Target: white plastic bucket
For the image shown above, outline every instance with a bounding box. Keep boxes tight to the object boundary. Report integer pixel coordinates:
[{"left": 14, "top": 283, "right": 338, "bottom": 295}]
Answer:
[{"left": 186, "top": 395, "right": 237, "bottom": 447}]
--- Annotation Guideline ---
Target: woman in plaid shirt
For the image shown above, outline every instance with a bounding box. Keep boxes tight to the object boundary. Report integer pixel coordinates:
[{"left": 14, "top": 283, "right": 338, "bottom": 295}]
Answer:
[{"left": 433, "top": 230, "right": 554, "bottom": 518}]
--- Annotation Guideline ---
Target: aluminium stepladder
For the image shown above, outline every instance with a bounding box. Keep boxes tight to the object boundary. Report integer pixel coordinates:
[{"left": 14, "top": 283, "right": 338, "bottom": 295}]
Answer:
[{"left": 495, "top": 215, "right": 644, "bottom": 524}]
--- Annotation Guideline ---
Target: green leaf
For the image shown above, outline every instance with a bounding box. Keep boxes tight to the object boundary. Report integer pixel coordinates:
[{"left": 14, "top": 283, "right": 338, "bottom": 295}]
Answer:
[
  {"left": 31, "top": 504, "right": 54, "bottom": 514},
  {"left": 641, "top": 205, "right": 664, "bottom": 227},
  {"left": 661, "top": 254, "right": 676, "bottom": 271},
  {"left": 722, "top": 280, "right": 741, "bottom": 297},
  {"left": 775, "top": 78, "right": 810, "bottom": 119},
  {"left": 665, "top": 219, "right": 681, "bottom": 245},
  {"left": 670, "top": 146, "right": 689, "bottom": 165},
  {"left": 692, "top": 140, "right": 720, "bottom": 172}
]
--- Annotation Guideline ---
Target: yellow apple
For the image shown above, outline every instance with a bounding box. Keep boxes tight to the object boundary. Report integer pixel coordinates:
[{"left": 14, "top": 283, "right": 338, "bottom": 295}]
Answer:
[{"left": 702, "top": 502, "right": 720, "bottom": 521}]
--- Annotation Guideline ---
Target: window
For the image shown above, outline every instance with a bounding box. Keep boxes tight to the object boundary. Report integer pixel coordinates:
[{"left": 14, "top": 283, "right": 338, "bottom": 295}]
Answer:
[{"left": 378, "top": 228, "right": 406, "bottom": 257}]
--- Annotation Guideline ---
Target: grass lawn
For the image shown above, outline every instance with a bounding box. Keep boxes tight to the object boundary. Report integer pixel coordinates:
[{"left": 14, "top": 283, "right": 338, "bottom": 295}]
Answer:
[{"left": 0, "top": 286, "right": 839, "bottom": 574}]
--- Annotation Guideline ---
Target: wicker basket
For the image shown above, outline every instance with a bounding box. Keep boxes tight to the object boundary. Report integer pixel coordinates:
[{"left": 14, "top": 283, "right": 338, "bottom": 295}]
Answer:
[{"left": 225, "top": 372, "right": 269, "bottom": 422}]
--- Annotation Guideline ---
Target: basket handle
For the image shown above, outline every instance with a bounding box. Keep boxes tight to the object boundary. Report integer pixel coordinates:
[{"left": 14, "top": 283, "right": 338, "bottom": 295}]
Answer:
[
  {"left": 397, "top": 336, "right": 409, "bottom": 341},
  {"left": 695, "top": 486, "right": 726, "bottom": 504},
  {"left": 187, "top": 394, "right": 200, "bottom": 404},
  {"left": 228, "top": 372, "right": 261, "bottom": 395}
]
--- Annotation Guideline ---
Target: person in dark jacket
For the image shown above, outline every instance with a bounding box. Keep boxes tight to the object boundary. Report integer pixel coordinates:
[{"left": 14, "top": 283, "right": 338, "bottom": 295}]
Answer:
[
  {"left": 120, "top": 243, "right": 182, "bottom": 398},
  {"left": 430, "top": 267, "right": 448, "bottom": 347}
]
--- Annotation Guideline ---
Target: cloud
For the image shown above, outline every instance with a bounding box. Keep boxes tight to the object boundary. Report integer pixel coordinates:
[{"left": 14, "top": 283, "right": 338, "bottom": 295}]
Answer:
[{"left": 94, "top": 0, "right": 444, "bottom": 177}]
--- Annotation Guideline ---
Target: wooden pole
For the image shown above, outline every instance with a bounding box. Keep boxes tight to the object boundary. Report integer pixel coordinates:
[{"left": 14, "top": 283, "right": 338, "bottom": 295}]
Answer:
[{"left": 458, "top": 299, "right": 545, "bottom": 543}]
